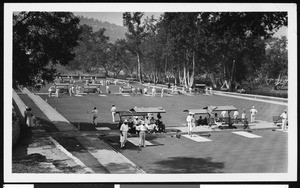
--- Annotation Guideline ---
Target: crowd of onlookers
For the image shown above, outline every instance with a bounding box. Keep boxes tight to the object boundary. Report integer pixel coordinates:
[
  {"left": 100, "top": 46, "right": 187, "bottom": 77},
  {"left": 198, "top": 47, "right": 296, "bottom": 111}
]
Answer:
[{"left": 118, "top": 113, "right": 166, "bottom": 135}]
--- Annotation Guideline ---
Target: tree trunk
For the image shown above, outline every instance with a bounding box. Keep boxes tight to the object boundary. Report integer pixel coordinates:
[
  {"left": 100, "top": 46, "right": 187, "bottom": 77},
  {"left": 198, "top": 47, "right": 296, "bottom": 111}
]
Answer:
[
  {"left": 136, "top": 52, "right": 142, "bottom": 83},
  {"left": 229, "top": 59, "right": 235, "bottom": 91},
  {"left": 183, "top": 66, "right": 187, "bottom": 87},
  {"left": 188, "top": 52, "right": 195, "bottom": 88}
]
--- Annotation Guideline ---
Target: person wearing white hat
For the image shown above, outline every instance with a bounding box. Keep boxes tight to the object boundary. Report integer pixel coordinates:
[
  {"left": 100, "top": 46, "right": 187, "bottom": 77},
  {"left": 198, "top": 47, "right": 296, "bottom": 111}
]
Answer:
[
  {"left": 186, "top": 112, "right": 195, "bottom": 137},
  {"left": 120, "top": 119, "right": 129, "bottom": 148},
  {"left": 250, "top": 106, "right": 258, "bottom": 123},
  {"left": 280, "top": 109, "right": 288, "bottom": 131}
]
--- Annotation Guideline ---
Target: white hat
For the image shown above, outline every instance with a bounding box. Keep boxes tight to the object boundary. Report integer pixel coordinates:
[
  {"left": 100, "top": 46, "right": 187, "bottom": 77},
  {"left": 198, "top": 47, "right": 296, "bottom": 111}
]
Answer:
[
  {"left": 252, "top": 106, "right": 255, "bottom": 108},
  {"left": 124, "top": 119, "right": 128, "bottom": 123},
  {"left": 189, "top": 112, "right": 194, "bottom": 115}
]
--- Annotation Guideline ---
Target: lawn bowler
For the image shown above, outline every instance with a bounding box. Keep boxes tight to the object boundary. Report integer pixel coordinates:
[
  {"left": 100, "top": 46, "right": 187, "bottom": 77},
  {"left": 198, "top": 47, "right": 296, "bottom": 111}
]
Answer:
[
  {"left": 137, "top": 121, "right": 148, "bottom": 147},
  {"left": 120, "top": 119, "right": 129, "bottom": 148},
  {"left": 250, "top": 106, "right": 257, "bottom": 123},
  {"left": 280, "top": 109, "right": 288, "bottom": 131},
  {"left": 186, "top": 112, "right": 195, "bottom": 137},
  {"left": 91, "top": 107, "right": 98, "bottom": 126},
  {"left": 111, "top": 104, "right": 117, "bottom": 122}
]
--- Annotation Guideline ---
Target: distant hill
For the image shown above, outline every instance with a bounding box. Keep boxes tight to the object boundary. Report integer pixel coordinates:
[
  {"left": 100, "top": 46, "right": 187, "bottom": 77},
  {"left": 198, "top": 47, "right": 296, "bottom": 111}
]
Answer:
[{"left": 77, "top": 16, "right": 127, "bottom": 43}]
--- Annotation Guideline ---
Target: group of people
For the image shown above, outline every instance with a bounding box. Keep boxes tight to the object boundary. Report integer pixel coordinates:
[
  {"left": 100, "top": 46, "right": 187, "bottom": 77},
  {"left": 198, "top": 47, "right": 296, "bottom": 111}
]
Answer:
[
  {"left": 186, "top": 106, "right": 260, "bottom": 132},
  {"left": 118, "top": 113, "right": 165, "bottom": 148}
]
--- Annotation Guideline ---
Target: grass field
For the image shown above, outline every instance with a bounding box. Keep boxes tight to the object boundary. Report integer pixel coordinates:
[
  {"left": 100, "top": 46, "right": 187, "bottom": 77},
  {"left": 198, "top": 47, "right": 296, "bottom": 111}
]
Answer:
[{"left": 36, "top": 82, "right": 286, "bottom": 131}]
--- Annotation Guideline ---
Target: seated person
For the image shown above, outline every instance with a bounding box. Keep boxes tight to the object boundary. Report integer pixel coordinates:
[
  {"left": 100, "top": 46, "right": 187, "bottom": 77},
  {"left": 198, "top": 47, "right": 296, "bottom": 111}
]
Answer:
[
  {"left": 146, "top": 117, "right": 158, "bottom": 133},
  {"left": 197, "top": 116, "right": 204, "bottom": 126},
  {"left": 213, "top": 113, "right": 223, "bottom": 127},
  {"left": 144, "top": 116, "right": 151, "bottom": 125},
  {"left": 202, "top": 117, "right": 208, "bottom": 125},
  {"left": 156, "top": 118, "right": 165, "bottom": 133},
  {"left": 157, "top": 113, "right": 162, "bottom": 120}
]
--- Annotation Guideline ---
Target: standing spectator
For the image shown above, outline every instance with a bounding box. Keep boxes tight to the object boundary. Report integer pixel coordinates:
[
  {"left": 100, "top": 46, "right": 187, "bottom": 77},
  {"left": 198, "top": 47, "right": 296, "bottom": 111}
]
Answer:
[
  {"left": 143, "top": 87, "right": 148, "bottom": 94},
  {"left": 69, "top": 86, "right": 72, "bottom": 96},
  {"left": 106, "top": 85, "right": 110, "bottom": 93},
  {"left": 233, "top": 110, "right": 239, "bottom": 124},
  {"left": 241, "top": 108, "right": 247, "bottom": 121},
  {"left": 24, "top": 106, "right": 34, "bottom": 127},
  {"left": 151, "top": 87, "right": 156, "bottom": 97},
  {"left": 111, "top": 104, "right": 117, "bottom": 122},
  {"left": 71, "top": 85, "right": 75, "bottom": 95},
  {"left": 136, "top": 121, "right": 148, "bottom": 147},
  {"left": 250, "top": 106, "right": 258, "bottom": 123},
  {"left": 161, "top": 88, "right": 164, "bottom": 97},
  {"left": 91, "top": 107, "right": 98, "bottom": 126},
  {"left": 55, "top": 87, "right": 59, "bottom": 98},
  {"left": 280, "top": 109, "right": 288, "bottom": 131},
  {"left": 120, "top": 119, "right": 129, "bottom": 148}
]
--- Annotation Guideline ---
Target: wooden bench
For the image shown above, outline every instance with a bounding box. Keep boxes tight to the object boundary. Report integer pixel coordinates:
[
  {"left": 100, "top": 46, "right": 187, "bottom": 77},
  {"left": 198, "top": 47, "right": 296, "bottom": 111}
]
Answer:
[{"left": 83, "top": 87, "right": 98, "bottom": 94}]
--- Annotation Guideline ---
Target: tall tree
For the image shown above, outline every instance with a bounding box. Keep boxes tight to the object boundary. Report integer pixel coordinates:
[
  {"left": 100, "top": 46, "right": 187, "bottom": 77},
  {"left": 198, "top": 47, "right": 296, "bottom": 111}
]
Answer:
[
  {"left": 13, "top": 12, "right": 81, "bottom": 88},
  {"left": 123, "top": 12, "right": 147, "bottom": 83}
]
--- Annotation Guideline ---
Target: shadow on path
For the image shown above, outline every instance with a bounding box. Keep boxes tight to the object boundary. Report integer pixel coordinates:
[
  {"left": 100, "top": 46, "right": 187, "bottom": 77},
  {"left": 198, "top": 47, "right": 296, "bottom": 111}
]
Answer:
[{"left": 150, "top": 156, "right": 225, "bottom": 173}]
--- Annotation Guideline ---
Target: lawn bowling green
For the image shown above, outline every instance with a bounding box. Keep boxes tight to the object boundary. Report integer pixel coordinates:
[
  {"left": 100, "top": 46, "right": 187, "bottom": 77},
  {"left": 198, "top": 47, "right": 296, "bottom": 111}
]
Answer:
[{"left": 25, "top": 79, "right": 288, "bottom": 173}]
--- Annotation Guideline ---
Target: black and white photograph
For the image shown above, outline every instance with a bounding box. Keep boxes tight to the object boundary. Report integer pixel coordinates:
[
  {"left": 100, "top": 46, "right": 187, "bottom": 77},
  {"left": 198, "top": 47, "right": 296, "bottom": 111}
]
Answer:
[{"left": 3, "top": 2, "right": 297, "bottom": 183}]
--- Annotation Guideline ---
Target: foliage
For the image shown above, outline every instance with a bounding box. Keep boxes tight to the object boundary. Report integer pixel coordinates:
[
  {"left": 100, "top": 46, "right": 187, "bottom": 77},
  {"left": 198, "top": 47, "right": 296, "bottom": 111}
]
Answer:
[
  {"left": 64, "top": 12, "right": 288, "bottom": 93},
  {"left": 123, "top": 12, "right": 147, "bottom": 82},
  {"left": 13, "top": 12, "right": 81, "bottom": 89}
]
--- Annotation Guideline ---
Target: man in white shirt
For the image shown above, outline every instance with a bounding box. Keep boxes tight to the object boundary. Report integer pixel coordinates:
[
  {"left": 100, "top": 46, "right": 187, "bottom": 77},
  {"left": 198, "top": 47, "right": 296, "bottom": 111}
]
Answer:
[
  {"left": 250, "top": 106, "right": 258, "bottom": 123},
  {"left": 280, "top": 109, "right": 288, "bottom": 131},
  {"left": 152, "top": 87, "right": 156, "bottom": 97},
  {"left": 186, "top": 112, "right": 195, "bottom": 137},
  {"left": 233, "top": 110, "right": 239, "bottom": 123},
  {"left": 111, "top": 104, "right": 117, "bottom": 122}
]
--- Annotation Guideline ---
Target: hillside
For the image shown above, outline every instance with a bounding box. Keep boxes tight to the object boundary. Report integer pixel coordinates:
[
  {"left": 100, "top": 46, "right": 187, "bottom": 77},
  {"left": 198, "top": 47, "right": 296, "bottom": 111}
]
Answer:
[{"left": 77, "top": 16, "right": 127, "bottom": 43}]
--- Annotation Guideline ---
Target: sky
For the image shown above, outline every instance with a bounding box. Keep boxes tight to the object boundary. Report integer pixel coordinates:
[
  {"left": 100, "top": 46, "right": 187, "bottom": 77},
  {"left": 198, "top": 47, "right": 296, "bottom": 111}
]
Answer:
[{"left": 73, "top": 12, "right": 287, "bottom": 37}]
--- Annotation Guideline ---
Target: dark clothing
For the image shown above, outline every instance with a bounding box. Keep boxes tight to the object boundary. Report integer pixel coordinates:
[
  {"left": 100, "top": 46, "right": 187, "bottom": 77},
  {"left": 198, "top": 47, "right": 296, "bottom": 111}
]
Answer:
[{"left": 157, "top": 113, "right": 162, "bottom": 120}]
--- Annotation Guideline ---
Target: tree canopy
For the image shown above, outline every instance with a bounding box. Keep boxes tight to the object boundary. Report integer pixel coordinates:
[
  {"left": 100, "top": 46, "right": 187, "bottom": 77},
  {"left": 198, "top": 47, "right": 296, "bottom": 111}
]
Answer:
[
  {"left": 22, "top": 11, "right": 287, "bottom": 92},
  {"left": 13, "top": 12, "right": 81, "bottom": 88}
]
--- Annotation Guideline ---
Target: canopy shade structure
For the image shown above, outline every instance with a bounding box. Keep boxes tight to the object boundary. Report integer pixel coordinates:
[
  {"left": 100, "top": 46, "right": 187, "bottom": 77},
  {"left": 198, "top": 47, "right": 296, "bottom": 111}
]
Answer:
[
  {"left": 203, "top": 105, "right": 238, "bottom": 112},
  {"left": 116, "top": 111, "right": 148, "bottom": 117},
  {"left": 130, "top": 107, "right": 166, "bottom": 113},
  {"left": 183, "top": 109, "right": 208, "bottom": 115}
]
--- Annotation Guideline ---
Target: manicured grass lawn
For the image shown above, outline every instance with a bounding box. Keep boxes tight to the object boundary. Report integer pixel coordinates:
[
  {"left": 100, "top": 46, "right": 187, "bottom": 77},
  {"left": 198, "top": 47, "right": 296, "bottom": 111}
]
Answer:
[{"left": 39, "top": 85, "right": 286, "bottom": 129}]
